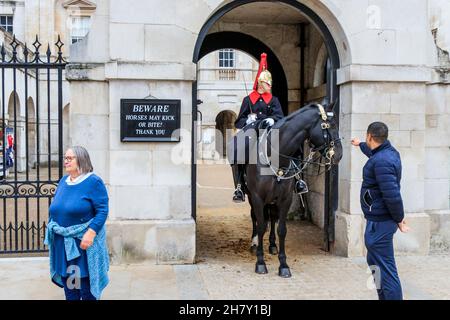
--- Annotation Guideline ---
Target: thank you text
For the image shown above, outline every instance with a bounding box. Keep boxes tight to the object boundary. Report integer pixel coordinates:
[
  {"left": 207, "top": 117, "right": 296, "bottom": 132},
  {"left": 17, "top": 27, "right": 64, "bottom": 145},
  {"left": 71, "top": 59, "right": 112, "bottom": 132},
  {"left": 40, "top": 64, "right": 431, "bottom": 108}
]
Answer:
[{"left": 120, "top": 99, "right": 181, "bottom": 142}]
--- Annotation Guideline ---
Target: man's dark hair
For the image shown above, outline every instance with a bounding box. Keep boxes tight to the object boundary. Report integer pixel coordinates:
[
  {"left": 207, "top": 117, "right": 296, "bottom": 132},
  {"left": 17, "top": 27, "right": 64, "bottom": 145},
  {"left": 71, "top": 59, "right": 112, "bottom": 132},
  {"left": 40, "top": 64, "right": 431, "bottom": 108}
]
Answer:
[{"left": 367, "top": 122, "right": 388, "bottom": 144}]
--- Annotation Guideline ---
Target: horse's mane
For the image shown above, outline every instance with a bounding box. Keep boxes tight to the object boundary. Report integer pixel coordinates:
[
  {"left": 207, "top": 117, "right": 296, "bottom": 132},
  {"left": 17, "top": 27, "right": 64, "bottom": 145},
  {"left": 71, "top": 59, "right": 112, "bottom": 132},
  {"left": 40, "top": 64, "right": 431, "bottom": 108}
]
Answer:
[{"left": 273, "top": 103, "right": 317, "bottom": 129}]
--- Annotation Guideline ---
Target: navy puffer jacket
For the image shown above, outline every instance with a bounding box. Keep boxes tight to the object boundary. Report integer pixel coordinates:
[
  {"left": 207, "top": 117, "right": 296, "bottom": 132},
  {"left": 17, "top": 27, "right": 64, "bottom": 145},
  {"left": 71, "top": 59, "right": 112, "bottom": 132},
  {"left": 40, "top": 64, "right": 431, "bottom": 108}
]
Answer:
[{"left": 359, "top": 140, "right": 404, "bottom": 223}]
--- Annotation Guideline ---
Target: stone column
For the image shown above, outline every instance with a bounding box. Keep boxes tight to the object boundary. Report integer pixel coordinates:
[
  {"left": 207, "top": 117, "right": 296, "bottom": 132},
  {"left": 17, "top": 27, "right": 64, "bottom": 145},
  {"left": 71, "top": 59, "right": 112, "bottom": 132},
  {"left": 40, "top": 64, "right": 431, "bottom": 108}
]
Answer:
[
  {"left": 425, "top": 82, "right": 450, "bottom": 252},
  {"left": 66, "top": 0, "right": 205, "bottom": 264},
  {"left": 335, "top": 65, "right": 432, "bottom": 257}
]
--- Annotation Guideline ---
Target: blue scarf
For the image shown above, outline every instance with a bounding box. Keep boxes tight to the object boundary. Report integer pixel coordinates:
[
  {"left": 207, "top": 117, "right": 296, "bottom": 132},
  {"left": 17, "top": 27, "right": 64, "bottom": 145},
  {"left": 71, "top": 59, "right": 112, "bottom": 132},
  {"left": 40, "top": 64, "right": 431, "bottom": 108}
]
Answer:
[{"left": 44, "top": 220, "right": 109, "bottom": 300}]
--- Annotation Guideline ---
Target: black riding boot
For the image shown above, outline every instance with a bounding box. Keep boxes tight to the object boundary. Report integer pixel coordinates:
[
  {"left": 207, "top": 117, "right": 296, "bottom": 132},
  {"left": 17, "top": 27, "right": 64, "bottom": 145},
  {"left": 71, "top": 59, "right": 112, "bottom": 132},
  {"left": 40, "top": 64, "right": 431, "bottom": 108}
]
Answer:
[{"left": 232, "top": 164, "right": 245, "bottom": 202}]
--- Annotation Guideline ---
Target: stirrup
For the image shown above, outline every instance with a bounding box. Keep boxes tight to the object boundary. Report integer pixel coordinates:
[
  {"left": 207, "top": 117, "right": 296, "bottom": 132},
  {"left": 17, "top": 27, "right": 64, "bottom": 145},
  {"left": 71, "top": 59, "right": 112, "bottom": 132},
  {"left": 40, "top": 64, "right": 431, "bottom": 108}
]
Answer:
[{"left": 233, "top": 184, "right": 245, "bottom": 202}]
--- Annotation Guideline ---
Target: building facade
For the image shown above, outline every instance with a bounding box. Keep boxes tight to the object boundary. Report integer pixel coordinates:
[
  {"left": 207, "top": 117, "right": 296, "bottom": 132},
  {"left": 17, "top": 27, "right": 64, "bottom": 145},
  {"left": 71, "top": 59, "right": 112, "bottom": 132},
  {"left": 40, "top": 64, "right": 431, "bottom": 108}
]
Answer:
[
  {"left": 1, "top": 0, "right": 449, "bottom": 262},
  {"left": 197, "top": 49, "right": 257, "bottom": 160}
]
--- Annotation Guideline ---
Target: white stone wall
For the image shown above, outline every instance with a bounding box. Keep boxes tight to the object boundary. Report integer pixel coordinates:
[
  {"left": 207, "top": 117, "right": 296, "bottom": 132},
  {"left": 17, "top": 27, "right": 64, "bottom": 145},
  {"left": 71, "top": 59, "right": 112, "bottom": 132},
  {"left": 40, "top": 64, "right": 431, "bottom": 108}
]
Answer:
[
  {"left": 426, "top": 0, "right": 450, "bottom": 252},
  {"left": 64, "top": 0, "right": 450, "bottom": 262}
]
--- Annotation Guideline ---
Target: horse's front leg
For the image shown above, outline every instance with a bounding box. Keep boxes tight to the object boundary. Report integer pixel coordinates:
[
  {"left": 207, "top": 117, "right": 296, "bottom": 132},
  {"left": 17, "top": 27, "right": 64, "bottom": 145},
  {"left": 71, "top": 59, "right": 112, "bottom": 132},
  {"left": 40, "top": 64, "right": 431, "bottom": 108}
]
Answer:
[
  {"left": 250, "top": 206, "right": 258, "bottom": 255},
  {"left": 276, "top": 202, "right": 292, "bottom": 278},
  {"left": 268, "top": 206, "right": 278, "bottom": 255},
  {"left": 253, "top": 198, "right": 268, "bottom": 274}
]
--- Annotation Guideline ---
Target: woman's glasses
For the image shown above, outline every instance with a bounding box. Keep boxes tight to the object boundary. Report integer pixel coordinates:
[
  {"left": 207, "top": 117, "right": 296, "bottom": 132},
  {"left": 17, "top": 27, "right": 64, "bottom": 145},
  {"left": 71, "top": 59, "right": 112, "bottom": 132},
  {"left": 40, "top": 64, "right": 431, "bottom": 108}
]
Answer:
[{"left": 64, "top": 156, "right": 76, "bottom": 162}]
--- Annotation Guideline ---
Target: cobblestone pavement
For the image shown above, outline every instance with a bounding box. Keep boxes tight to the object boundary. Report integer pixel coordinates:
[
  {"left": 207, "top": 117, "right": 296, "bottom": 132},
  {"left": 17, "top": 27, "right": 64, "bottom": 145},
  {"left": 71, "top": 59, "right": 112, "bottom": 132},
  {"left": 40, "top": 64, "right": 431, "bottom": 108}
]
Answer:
[
  {"left": 194, "top": 206, "right": 450, "bottom": 300},
  {"left": 195, "top": 164, "right": 450, "bottom": 300},
  {"left": 0, "top": 164, "right": 449, "bottom": 300}
]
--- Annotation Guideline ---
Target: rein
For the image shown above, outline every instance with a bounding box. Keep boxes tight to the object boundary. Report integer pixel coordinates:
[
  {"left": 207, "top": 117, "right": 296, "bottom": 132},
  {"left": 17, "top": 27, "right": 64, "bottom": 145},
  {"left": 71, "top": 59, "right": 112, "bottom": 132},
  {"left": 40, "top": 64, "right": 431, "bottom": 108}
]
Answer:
[{"left": 258, "top": 104, "right": 340, "bottom": 180}]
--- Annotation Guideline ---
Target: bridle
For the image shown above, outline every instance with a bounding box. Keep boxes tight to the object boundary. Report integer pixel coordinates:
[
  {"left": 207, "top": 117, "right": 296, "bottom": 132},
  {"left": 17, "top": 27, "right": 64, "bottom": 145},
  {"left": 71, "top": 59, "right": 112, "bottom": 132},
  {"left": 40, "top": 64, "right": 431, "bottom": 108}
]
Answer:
[
  {"left": 309, "top": 104, "right": 338, "bottom": 166},
  {"left": 259, "top": 104, "right": 340, "bottom": 180}
]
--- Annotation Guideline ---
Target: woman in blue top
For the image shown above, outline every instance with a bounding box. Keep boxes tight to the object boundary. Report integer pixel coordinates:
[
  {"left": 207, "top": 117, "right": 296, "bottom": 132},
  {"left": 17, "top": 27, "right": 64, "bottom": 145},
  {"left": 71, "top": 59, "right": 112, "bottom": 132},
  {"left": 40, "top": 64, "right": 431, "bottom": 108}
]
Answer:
[{"left": 48, "top": 146, "right": 109, "bottom": 300}]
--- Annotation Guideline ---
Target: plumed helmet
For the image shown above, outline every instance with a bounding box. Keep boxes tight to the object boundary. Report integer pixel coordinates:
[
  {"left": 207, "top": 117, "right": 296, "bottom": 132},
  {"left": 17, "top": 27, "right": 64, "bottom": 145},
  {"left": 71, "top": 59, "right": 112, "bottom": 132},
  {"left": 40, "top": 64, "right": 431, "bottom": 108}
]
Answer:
[
  {"left": 258, "top": 69, "right": 272, "bottom": 87},
  {"left": 253, "top": 53, "right": 272, "bottom": 90}
]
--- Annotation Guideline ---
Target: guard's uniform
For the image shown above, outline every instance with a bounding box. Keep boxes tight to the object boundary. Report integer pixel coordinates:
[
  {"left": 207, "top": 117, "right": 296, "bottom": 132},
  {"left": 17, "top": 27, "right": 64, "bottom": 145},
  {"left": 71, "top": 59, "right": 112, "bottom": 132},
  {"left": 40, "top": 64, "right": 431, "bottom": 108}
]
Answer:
[
  {"left": 235, "top": 92, "right": 284, "bottom": 129},
  {"left": 231, "top": 53, "right": 284, "bottom": 202}
]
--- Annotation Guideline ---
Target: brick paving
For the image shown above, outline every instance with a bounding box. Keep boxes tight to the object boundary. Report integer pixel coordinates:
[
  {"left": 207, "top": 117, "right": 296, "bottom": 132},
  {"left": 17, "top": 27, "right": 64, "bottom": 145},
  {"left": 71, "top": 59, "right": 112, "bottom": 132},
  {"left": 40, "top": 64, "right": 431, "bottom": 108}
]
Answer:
[{"left": 0, "top": 164, "right": 448, "bottom": 300}]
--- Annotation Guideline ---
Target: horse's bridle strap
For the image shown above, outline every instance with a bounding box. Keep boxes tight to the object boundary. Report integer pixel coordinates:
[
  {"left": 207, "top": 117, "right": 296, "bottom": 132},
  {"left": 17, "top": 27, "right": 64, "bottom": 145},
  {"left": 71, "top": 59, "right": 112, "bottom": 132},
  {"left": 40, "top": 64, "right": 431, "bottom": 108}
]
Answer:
[{"left": 317, "top": 104, "right": 328, "bottom": 121}]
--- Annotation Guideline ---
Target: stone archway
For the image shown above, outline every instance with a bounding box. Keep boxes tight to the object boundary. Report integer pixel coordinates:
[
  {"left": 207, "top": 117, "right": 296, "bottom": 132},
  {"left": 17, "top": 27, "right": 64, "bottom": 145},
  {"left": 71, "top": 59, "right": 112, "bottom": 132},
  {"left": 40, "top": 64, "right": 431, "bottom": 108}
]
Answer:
[
  {"left": 215, "top": 110, "right": 237, "bottom": 158},
  {"left": 198, "top": 32, "right": 289, "bottom": 115},
  {"left": 26, "top": 97, "right": 36, "bottom": 169},
  {"left": 7, "top": 91, "right": 25, "bottom": 173},
  {"left": 193, "top": 0, "right": 347, "bottom": 251}
]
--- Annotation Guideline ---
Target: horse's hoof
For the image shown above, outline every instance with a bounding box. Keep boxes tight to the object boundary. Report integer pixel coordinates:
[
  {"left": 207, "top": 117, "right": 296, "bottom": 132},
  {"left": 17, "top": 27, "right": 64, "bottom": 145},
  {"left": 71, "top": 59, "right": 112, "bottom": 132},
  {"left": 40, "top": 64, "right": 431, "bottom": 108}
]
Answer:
[
  {"left": 279, "top": 267, "right": 292, "bottom": 278},
  {"left": 255, "top": 264, "right": 268, "bottom": 274},
  {"left": 250, "top": 245, "right": 257, "bottom": 255},
  {"left": 269, "top": 246, "right": 278, "bottom": 255}
]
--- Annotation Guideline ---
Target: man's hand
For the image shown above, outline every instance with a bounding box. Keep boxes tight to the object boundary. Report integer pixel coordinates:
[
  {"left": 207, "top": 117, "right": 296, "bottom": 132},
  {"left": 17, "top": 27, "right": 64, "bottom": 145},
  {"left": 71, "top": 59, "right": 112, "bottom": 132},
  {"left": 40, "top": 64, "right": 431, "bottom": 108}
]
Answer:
[
  {"left": 397, "top": 220, "right": 410, "bottom": 233},
  {"left": 80, "top": 228, "right": 97, "bottom": 250},
  {"left": 351, "top": 138, "right": 361, "bottom": 147}
]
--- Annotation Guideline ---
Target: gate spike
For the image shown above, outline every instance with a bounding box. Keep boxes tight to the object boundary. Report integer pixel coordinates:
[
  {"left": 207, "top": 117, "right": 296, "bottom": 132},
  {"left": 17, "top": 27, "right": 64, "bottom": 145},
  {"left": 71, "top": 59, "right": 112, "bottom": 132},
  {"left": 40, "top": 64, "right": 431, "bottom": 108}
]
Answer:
[
  {"left": 55, "top": 34, "right": 65, "bottom": 63},
  {"left": 23, "top": 44, "right": 29, "bottom": 62},
  {"left": 32, "top": 35, "right": 41, "bottom": 62},
  {"left": 10, "top": 34, "right": 19, "bottom": 62},
  {"left": 46, "top": 44, "right": 51, "bottom": 62}
]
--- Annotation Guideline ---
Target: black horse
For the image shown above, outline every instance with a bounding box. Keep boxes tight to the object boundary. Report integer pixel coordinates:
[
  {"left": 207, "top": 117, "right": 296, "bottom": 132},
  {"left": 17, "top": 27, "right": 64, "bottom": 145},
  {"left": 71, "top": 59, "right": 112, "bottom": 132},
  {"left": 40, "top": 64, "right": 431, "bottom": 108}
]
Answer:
[{"left": 234, "top": 102, "right": 343, "bottom": 277}]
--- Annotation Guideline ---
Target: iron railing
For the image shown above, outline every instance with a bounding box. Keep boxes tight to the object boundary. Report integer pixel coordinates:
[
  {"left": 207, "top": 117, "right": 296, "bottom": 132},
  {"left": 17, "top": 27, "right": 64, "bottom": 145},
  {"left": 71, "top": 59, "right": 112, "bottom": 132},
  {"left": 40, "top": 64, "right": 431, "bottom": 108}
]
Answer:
[{"left": 0, "top": 34, "right": 66, "bottom": 254}]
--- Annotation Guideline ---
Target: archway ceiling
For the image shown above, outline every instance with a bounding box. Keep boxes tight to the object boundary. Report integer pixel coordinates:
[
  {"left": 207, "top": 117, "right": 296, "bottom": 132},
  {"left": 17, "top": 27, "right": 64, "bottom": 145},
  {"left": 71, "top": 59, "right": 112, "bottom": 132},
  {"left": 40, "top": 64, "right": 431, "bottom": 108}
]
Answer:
[{"left": 219, "top": 2, "right": 309, "bottom": 24}]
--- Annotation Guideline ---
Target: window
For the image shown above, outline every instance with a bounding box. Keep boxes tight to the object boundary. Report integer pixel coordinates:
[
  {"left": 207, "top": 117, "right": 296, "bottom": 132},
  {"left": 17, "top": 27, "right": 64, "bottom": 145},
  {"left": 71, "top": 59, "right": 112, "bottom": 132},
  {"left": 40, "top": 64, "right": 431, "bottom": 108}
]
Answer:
[
  {"left": 219, "top": 49, "right": 235, "bottom": 68},
  {"left": 0, "top": 15, "right": 13, "bottom": 34},
  {"left": 71, "top": 16, "right": 91, "bottom": 44}
]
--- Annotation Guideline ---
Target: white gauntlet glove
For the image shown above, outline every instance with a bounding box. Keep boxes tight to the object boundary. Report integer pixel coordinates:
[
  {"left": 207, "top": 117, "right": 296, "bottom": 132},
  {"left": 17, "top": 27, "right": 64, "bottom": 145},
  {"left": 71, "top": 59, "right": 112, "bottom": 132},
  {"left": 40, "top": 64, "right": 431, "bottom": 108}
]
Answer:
[
  {"left": 264, "top": 118, "right": 275, "bottom": 126},
  {"left": 246, "top": 114, "right": 257, "bottom": 125}
]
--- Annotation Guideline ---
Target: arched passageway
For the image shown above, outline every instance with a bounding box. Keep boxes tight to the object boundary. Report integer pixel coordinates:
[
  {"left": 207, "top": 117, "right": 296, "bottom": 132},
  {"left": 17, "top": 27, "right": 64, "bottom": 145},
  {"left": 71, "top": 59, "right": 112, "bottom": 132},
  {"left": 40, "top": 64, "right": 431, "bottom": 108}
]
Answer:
[
  {"left": 193, "top": 0, "right": 343, "bottom": 256},
  {"left": 199, "top": 32, "right": 289, "bottom": 115},
  {"left": 215, "top": 110, "right": 237, "bottom": 158}
]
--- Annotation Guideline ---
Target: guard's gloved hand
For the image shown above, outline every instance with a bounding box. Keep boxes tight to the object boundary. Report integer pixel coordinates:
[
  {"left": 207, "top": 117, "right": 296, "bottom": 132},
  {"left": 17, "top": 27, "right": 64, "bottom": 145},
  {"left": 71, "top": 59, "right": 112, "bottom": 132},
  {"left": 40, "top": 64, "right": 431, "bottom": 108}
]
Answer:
[
  {"left": 263, "top": 118, "right": 275, "bottom": 127},
  {"left": 246, "top": 115, "right": 257, "bottom": 125}
]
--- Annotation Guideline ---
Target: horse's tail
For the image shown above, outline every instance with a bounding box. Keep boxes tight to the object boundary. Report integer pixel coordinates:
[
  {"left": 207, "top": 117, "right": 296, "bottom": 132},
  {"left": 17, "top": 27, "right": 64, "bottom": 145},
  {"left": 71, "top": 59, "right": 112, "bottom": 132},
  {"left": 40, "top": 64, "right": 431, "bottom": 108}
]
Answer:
[
  {"left": 263, "top": 206, "right": 270, "bottom": 222},
  {"left": 264, "top": 204, "right": 279, "bottom": 222},
  {"left": 265, "top": 204, "right": 279, "bottom": 222}
]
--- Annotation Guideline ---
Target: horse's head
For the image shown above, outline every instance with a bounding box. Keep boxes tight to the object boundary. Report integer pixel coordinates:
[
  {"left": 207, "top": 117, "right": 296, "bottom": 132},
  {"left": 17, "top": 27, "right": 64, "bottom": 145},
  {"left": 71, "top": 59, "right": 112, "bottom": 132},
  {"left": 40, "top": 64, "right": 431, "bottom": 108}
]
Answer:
[{"left": 307, "top": 102, "right": 343, "bottom": 166}]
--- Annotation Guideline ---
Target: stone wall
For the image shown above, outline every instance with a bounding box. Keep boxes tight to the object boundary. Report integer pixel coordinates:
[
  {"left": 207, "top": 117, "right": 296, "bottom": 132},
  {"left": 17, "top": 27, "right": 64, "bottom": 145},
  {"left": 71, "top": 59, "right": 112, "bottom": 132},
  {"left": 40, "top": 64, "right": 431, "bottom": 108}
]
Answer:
[
  {"left": 63, "top": 0, "right": 450, "bottom": 262},
  {"left": 335, "top": 75, "right": 434, "bottom": 256}
]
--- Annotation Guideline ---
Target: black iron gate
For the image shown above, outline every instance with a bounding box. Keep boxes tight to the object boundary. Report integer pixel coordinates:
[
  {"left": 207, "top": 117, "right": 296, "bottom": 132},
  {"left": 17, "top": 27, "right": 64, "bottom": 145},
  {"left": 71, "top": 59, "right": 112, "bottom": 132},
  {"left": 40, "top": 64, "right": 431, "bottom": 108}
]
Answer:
[{"left": 0, "top": 35, "right": 66, "bottom": 254}]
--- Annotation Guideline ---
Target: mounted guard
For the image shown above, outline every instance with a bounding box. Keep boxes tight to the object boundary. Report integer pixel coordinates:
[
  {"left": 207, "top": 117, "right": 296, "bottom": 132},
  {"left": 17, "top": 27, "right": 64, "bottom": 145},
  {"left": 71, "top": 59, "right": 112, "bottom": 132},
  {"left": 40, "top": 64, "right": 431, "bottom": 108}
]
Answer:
[{"left": 230, "top": 53, "right": 284, "bottom": 202}]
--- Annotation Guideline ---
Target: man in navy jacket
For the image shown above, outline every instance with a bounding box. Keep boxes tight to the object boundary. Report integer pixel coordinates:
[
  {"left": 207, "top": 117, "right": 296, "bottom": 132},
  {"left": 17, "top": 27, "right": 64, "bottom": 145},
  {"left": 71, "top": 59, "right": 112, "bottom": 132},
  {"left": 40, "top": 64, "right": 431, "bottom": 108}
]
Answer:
[{"left": 351, "top": 122, "right": 410, "bottom": 300}]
